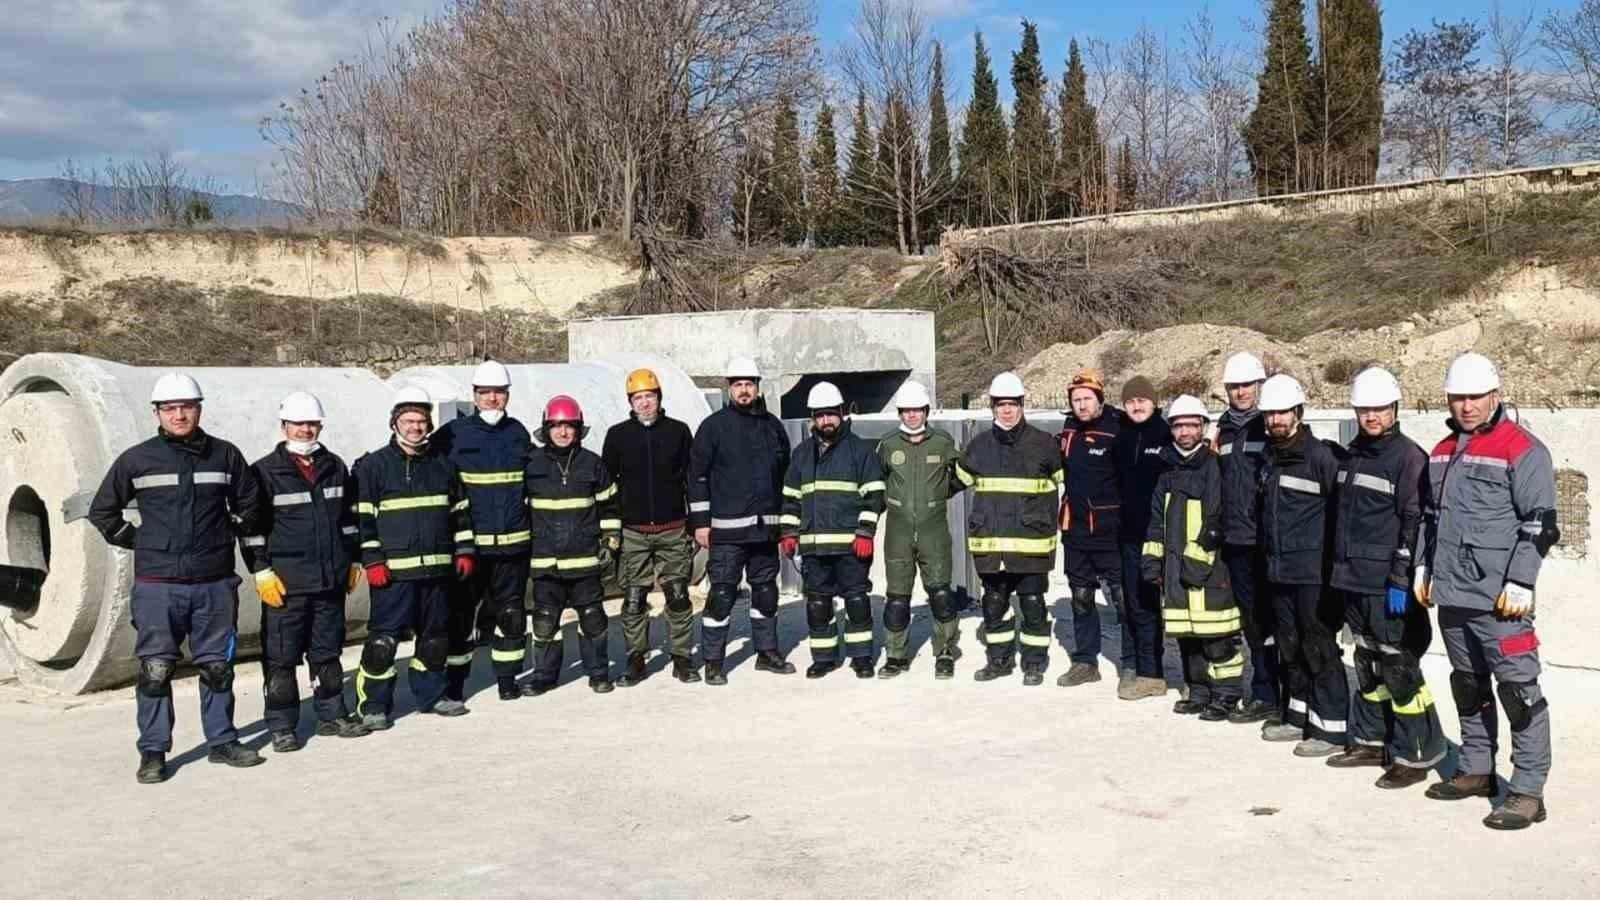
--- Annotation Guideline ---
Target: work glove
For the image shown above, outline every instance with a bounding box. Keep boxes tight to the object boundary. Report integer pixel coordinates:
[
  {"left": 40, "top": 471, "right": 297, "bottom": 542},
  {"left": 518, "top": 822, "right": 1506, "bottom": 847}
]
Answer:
[
  {"left": 1411, "top": 565, "right": 1432, "bottom": 608},
  {"left": 365, "top": 562, "right": 391, "bottom": 590},
  {"left": 454, "top": 555, "right": 476, "bottom": 581},
  {"left": 852, "top": 535, "right": 874, "bottom": 561},
  {"left": 1386, "top": 585, "right": 1409, "bottom": 616},
  {"left": 779, "top": 535, "right": 799, "bottom": 558},
  {"left": 346, "top": 564, "right": 362, "bottom": 594},
  {"left": 255, "top": 569, "right": 287, "bottom": 608},
  {"left": 1495, "top": 582, "right": 1534, "bottom": 618}
]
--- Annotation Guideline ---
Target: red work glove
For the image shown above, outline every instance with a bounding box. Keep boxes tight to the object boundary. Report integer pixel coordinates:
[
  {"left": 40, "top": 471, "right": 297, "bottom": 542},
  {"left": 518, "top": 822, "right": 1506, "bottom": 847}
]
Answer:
[
  {"left": 455, "top": 555, "right": 476, "bottom": 581},
  {"left": 852, "top": 535, "right": 874, "bottom": 561},
  {"left": 364, "top": 562, "right": 391, "bottom": 589},
  {"left": 779, "top": 535, "right": 799, "bottom": 558}
]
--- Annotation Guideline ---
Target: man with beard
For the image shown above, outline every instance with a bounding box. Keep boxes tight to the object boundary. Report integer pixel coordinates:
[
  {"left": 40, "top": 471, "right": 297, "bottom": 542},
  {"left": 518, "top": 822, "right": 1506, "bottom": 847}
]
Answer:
[
  {"left": 1057, "top": 369, "right": 1124, "bottom": 689},
  {"left": 1114, "top": 376, "right": 1172, "bottom": 700}
]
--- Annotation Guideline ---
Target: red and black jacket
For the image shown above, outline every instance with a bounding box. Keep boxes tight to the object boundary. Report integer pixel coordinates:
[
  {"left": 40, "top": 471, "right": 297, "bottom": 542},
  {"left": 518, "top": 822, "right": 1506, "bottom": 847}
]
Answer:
[{"left": 1058, "top": 407, "right": 1124, "bottom": 547}]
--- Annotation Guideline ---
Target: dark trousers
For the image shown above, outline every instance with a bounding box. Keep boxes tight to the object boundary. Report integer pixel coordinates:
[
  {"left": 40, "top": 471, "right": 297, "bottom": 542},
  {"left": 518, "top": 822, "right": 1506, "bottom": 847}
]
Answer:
[
  {"left": 530, "top": 575, "right": 608, "bottom": 683},
  {"left": 979, "top": 572, "right": 1049, "bottom": 669},
  {"left": 131, "top": 576, "right": 241, "bottom": 753},
  {"left": 1064, "top": 544, "right": 1121, "bottom": 665},
  {"left": 1269, "top": 581, "right": 1349, "bottom": 743},
  {"left": 357, "top": 578, "right": 450, "bottom": 717},
  {"left": 802, "top": 554, "right": 873, "bottom": 664},
  {"left": 446, "top": 554, "right": 530, "bottom": 697},
  {"left": 1224, "top": 544, "right": 1281, "bottom": 706},
  {"left": 260, "top": 588, "right": 348, "bottom": 733},
  {"left": 702, "top": 541, "right": 780, "bottom": 662},
  {"left": 1176, "top": 635, "right": 1245, "bottom": 707},
  {"left": 1119, "top": 542, "right": 1164, "bottom": 677},
  {"left": 1345, "top": 591, "right": 1446, "bottom": 768}
]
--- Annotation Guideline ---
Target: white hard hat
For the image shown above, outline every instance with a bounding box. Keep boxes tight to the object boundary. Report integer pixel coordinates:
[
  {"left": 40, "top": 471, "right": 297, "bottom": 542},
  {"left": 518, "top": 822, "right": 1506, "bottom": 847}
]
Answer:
[
  {"left": 471, "top": 360, "right": 512, "bottom": 389},
  {"left": 893, "top": 380, "right": 931, "bottom": 409},
  {"left": 1350, "top": 367, "right": 1402, "bottom": 408},
  {"left": 1165, "top": 394, "right": 1209, "bottom": 422},
  {"left": 392, "top": 386, "right": 432, "bottom": 409},
  {"left": 1444, "top": 352, "right": 1501, "bottom": 394},
  {"left": 277, "top": 391, "right": 326, "bottom": 422},
  {"left": 150, "top": 372, "right": 203, "bottom": 404},
  {"left": 1222, "top": 352, "right": 1267, "bottom": 384},
  {"left": 1258, "top": 374, "right": 1307, "bottom": 412},
  {"left": 988, "top": 371, "right": 1025, "bottom": 400},
  {"left": 807, "top": 381, "right": 844, "bottom": 411},
  {"left": 725, "top": 356, "right": 761, "bottom": 381}
]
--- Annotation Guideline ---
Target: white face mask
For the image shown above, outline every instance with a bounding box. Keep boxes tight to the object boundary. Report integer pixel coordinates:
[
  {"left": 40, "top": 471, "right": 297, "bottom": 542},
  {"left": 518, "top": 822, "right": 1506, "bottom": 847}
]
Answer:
[
  {"left": 285, "top": 440, "right": 321, "bottom": 457},
  {"left": 394, "top": 429, "right": 429, "bottom": 450},
  {"left": 899, "top": 422, "right": 926, "bottom": 436},
  {"left": 479, "top": 409, "right": 505, "bottom": 426}
]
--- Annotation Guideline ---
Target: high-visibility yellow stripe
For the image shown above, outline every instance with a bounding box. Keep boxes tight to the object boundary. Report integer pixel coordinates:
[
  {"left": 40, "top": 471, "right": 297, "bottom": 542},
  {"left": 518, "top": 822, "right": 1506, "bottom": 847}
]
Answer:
[
  {"left": 359, "top": 666, "right": 396, "bottom": 680},
  {"left": 475, "top": 531, "right": 531, "bottom": 546},
  {"left": 378, "top": 495, "right": 449, "bottom": 512},
  {"left": 1208, "top": 651, "right": 1245, "bottom": 680},
  {"left": 361, "top": 540, "right": 381, "bottom": 549},
  {"left": 858, "top": 511, "right": 880, "bottom": 524},
  {"left": 844, "top": 630, "right": 873, "bottom": 643},
  {"left": 599, "top": 518, "right": 622, "bottom": 531},
  {"left": 1019, "top": 632, "right": 1052, "bottom": 647},
  {"left": 446, "top": 653, "right": 474, "bottom": 666},
  {"left": 1362, "top": 685, "right": 1393, "bottom": 703},
  {"left": 955, "top": 464, "right": 975, "bottom": 486},
  {"left": 802, "top": 480, "right": 859, "bottom": 494},
  {"left": 809, "top": 635, "right": 840, "bottom": 648},
  {"left": 530, "top": 555, "right": 602, "bottom": 570},
  {"left": 593, "top": 483, "right": 617, "bottom": 502},
  {"left": 973, "top": 476, "right": 1057, "bottom": 494},
  {"left": 453, "top": 499, "right": 470, "bottom": 512},
  {"left": 356, "top": 502, "right": 378, "bottom": 516},
  {"left": 800, "top": 533, "right": 856, "bottom": 545},
  {"left": 1183, "top": 498, "right": 1214, "bottom": 565},
  {"left": 460, "top": 471, "right": 523, "bottom": 485},
  {"left": 1050, "top": 468, "right": 1064, "bottom": 485},
  {"left": 1142, "top": 540, "right": 1164, "bottom": 558},
  {"left": 388, "top": 553, "right": 453, "bottom": 570},
  {"left": 779, "top": 514, "right": 802, "bottom": 526},
  {"left": 453, "top": 530, "right": 475, "bottom": 542},
  {"left": 530, "top": 496, "right": 595, "bottom": 510},
  {"left": 858, "top": 480, "right": 885, "bottom": 495},
  {"left": 490, "top": 647, "right": 526, "bottom": 662},
  {"left": 1393, "top": 684, "right": 1436, "bottom": 716},
  {"left": 410, "top": 657, "right": 431, "bottom": 672},
  {"left": 968, "top": 534, "right": 1058, "bottom": 554},
  {"left": 984, "top": 629, "right": 1016, "bottom": 644},
  {"left": 783, "top": 486, "right": 803, "bottom": 499}
]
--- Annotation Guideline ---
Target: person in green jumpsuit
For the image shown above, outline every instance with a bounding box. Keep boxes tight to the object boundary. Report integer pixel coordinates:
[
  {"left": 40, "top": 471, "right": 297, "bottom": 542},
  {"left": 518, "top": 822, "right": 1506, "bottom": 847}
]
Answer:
[{"left": 875, "top": 381, "right": 967, "bottom": 679}]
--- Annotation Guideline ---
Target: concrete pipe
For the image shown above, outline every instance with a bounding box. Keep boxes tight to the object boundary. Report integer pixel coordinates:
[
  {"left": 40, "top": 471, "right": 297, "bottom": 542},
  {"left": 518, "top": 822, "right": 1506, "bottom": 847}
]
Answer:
[{"left": 0, "top": 353, "right": 396, "bottom": 694}]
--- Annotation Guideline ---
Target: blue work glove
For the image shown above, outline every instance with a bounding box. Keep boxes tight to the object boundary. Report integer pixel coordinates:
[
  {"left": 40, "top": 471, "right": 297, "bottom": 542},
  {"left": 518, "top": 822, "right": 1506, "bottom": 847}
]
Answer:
[{"left": 1386, "top": 585, "right": 1409, "bottom": 616}]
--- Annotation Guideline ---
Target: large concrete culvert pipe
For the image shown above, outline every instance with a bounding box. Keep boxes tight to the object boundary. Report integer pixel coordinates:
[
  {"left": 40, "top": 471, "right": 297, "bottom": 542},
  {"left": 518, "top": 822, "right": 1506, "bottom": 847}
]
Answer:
[{"left": 0, "top": 352, "right": 705, "bottom": 694}]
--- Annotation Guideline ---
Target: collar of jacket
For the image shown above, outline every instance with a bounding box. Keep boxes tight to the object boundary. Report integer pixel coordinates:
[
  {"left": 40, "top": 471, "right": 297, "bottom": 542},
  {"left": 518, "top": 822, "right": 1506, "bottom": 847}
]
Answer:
[
  {"left": 471, "top": 411, "right": 519, "bottom": 431},
  {"left": 541, "top": 441, "right": 580, "bottom": 461},
  {"left": 1270, "top": 424, "right": 1311, "bottom": 459},
  {"left": 992, "top": 418, "right": 1025, "bottom": 443},
  {"left": 1350, "top": 423, "right": 1400, "bottom": 455},
  {"left": 159, "top": 427, "right": 210, "bottom": 455},
  {"left": 274, "top": 440, "right": 329, "bottom": 463},
  {"left": 811, "top": 418, "right": 853, "bottom": 444},
  {"left": 630, "top": 408, "right": 667, "bottom": 427},
  {"left": 1446, "top": 401, "right": 1505, "bottom": 436},
  {"left": 1161, "top": 442, "right": 1210, "bottom": 466},
  {"left": 388, "top": 435, "right": 435, "bottom": 458},
  {"left": 730, "top": 396, "right": 769, "bottom": 417},
  {"left": 1061, "top": 405, "right": 1120, "bottom": 434},
  {"left": 1223, "top": 405, "right": 1260, "bottom": 427}
]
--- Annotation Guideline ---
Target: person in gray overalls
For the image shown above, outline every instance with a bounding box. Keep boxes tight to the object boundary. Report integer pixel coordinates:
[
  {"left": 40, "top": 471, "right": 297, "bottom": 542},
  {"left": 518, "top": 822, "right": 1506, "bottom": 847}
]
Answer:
[{"left": 1416, "top": 353, "right": 1560, "bottom": 830}]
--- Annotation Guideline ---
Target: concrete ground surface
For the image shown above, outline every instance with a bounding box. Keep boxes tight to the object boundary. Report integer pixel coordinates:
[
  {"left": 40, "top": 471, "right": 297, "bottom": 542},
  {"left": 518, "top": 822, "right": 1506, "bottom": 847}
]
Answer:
[{"left": 5, "top": 593, "right": 1599, "bottom": 898}]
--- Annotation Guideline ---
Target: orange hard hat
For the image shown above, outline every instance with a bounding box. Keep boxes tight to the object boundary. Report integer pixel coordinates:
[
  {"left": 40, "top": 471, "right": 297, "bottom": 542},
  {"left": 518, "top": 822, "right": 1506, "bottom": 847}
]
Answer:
[
  {"left": 1069, "top": 368, "right": 1105, "bottom": 397},
  {"left": 625, "top": 368, "right": 662, "bottom": 397}
]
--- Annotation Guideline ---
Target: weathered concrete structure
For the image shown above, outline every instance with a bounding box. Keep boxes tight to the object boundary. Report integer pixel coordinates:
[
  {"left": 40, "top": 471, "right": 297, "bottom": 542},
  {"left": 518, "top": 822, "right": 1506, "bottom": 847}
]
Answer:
[{"left": 566, "top": 309, "right": 936, "bottom": 419}]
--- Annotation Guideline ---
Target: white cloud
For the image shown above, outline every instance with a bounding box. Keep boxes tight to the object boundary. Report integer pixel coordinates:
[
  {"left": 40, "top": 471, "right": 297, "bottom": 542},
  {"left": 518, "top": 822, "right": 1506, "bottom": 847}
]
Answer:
[
  {"left": 914, "top": 0, "right": 981, "bottom": 21},
  {"left": 0, "top": 1, "right": 437, "bottom": 184}
]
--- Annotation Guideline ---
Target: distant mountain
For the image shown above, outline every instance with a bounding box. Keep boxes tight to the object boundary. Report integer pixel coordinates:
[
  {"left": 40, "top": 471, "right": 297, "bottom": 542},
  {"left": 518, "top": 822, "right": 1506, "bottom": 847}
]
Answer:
[{"left": 0, "top": 178, "right": 303, "bottom": 226}]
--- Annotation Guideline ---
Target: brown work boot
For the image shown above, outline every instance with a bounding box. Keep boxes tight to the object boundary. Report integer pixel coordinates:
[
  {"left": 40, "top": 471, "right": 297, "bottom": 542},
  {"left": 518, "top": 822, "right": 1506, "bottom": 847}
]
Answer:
[
  {"left": 1131, "top": 676, "right": 1167, "bottom": 699},
  {"left": 1483, "top": 793, "right": 1547, "bottom": 830},
  {"left": 1326, "top": 745, "right": 1385, "bottom": 769},
  {"left": 1375, "top": 764, "right": 1429, "bottom": 790},
  {"left": 1116, "top": 671, "right": 1138, "bottom": 699},
  {"left": 1425, "top": 772, "right": 1497, "bottom": 801},
  {"left": 1056, "top": 662, "right": 1101, "bottom": 687}
]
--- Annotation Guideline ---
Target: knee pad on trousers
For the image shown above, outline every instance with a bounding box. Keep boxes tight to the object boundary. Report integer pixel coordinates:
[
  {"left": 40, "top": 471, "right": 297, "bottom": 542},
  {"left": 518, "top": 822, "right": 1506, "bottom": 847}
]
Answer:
[
  {"left": 264, "top": 666, "right": 298, "bottom": 708},
  {"left": 495, "top": 604, "right": 526, "bottom": 639},
  {"left": 663, "top": 580, "right": 691, "bottom": 612},
  {"left": 1184, "top": 648, "right": 1210, "bottom": 684},
  {"left": 1380, "top": 652, "right": 1426, "bottom": 704},
  {"left": 1496, "top": 681, "right": 1547, "bottom": 731},
  {"left": 750, "top": 581, "right": 780, "bottom": 618},
  {"left": 980, "top": 589, "right": 1011, "bottom": 621},
  {"left": 844, "top": 594, "right": 871, "bottom": 627},
  {"left": 311, "top": 660, "right": 343, "bottom": 699},
  {"left": 1352, "top": 646, "right": 1380, "bottom": 694},
  {"left": 1449, "top": 670, "right": 1490, "bottom": 714},
  {"left": 621, "top": 586, "right": 650, "bottom": 617},
  {"left": 137, "top": 658, "right": 174, "bottom": 698},
  {"left": 705, "top": 584, "right": 737, "bottom": 621},
  {"left": 1202, "top": 636, "right": 1241, "bottom": 663},
  {"left": 883, "top": 595, "right": 912, "bottom": 632},
  {"left": 577, "top": 603, "right": 609, "bottom": 639},
  {"left": 1018, "top": 594, "right": 1048, "bottom": 629},
  {"left": 361, "top": 634, "right": 398, "bottom": 673},
  {"left": 1069, "top": 585, "right": 1096, "bottom": 616},
  {"left": 414, "top": 635, "right": 449, "bottom": 670},
  {"left": 805, "top": 594, "right": 835, "bottom": 628},
  {"left": 530, "top": 606, "right": 562, "bottom": 641},
  {"left": 1099, "top": 580, "right": 1124, "bottom": 608},
  {"left": 927, "top": 587, "right": 956, "bottom": 622},
  {"left": 1302, "top": 635, "right": 1340, "bottom": 674},
  {"left": 198, "top": 660, "right": 235, "bottom": 693}
]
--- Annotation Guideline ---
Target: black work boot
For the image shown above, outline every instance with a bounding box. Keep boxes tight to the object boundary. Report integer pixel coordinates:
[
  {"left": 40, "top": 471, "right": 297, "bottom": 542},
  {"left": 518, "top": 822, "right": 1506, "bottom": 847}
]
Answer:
[
  {"left": 1326, "top": 745, "right": 1385, "bottom": 769},
  {"left": 806, "top": 661, "right": 837, "bottom": 679},
  {"left": 589, "top": 676, "right": 614, "bottom": 694},
  {"left": 316, "top": 715, "right": 370, "bottom": 738},
  {"left": 973, "top": 662, "right": 1014, "bottom": 682},
  {"left": 1198, "top": 700, "right": 1238, "bottom": 722},
  {"left": 1483, "top": 793, "right": 1547, "bottom": 830},
  {"left": 934, "top": 657, "right": 955, "bottom": 680},
  {"left": 755, "top": 650, "right": 796, "bottom": 674},
  {"left": 520, "top": 679, "right": 555, "bottom": 697},
  {"left": 497, "top": 678, "right": 523, "bottom": 701},
  {"left": 672, "top": 656, "right": 702, "bottom": 683},
  {"left": 136, "top": 751, "right": 167, "bottom": 785},
  {"left": 852, "top": 658, "right": 875, "bottom": 679},
  {"left": 207, "top": 741, "right": 265, "bottom": 768},
  {"left": 1426, "top": 772, "right": 1497, "bottom": 801},
  {"left": 427, "top": 699, "right": 470, "bottom": 717},
  {"left": 1173, "top": 698, "right": 1207, "bottom": 715},
  {"left": 1375, "top": 764, "right": 1429, "bottom": 790},
  {"left": 270, "top": 730, "right": 301, "bottom": 753},
  {"left": 1228, "top": 699, "right": 1277, "bottom": 724},
  {"left": 1022, "top": 664, "right": 1045, "bottom": 686},
  {"left": 878, "top": 657, "right": 910, "bottom": 679},
  {"left": 703, "top": 662, "right": 728, "bottom": 686},
  {"left": 617, "top": 652, "right": 649, "bottom": 687}
]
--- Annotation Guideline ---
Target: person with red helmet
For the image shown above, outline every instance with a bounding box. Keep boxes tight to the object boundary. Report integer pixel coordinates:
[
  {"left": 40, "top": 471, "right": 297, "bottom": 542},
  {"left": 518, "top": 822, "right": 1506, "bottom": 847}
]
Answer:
[{"left": 522, "top": 395, "right": 623, "bottom": 695}]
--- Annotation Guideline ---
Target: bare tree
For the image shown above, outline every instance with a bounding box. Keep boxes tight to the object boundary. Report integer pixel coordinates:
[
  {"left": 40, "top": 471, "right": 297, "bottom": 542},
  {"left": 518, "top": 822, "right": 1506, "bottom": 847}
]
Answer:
[
  {"left": 1183, "top": 9, "right": 1252, "bottom": 201},
  {"left": 1118, "top": 26, "right": 1193, "bottom": 207},
  {"left": 1541, "top": 0, "right": 1600, "bottom": 152},
  {"left": 1483, "top": 1, "right": 1545, "bottom": 167},
  {"left": 1386, "top": 20, "right": 1485, "bottom": 177},
  {"left": 54, "top": 158, "right": 100, "bottom": 226}
]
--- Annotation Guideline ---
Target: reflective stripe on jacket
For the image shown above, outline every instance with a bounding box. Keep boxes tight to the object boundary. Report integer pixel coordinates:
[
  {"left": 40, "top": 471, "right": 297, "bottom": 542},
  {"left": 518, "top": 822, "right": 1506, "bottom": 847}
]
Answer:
[
  {"left": 781, "top": 422, "right": 885, "bottom": 556},
  {"left": 353, "top": 440, "right": 474, "bottom": 581},
  {"left": 1259, "top": 426, "right": 1341, "bottom": 585},
  {"left": 432, "top": 414, "right": 532, "bottom": 556},
  {"left": 958, "top": 421, "right": 1062, "bottom": 575},
  {"left": 242, "top": 444, "right": 357, "bottom": 593},
  {"left": 1330, "top": 427, "right": 1426, "bottom": 595},
  {"left": 525, "top": 442, "right": 620, "bottom": 576},
  {"left": 1141, "top": 444, "right": 1237, "bottom": 636},
  {"left": 687, "top": 401, "right": 790, "bottom": 544}
]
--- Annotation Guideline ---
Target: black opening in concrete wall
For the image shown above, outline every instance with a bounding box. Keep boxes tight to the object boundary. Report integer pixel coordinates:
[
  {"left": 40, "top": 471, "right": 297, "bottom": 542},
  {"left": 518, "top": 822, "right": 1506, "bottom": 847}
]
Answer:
[{"left": 781, "top": 370, "right": 911, "bottom": 419}]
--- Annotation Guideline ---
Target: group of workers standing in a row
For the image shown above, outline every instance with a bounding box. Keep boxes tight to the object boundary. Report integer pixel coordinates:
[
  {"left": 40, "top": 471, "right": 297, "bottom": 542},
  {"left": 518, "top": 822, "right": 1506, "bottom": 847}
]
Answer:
[{"left": 88, "top": 349, "right": 1558, "bottom": 831}]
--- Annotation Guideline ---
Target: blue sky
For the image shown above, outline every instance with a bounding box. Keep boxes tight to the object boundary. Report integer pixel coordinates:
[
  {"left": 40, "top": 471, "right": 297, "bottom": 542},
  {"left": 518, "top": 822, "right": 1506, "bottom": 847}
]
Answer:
[{"left": 0, "top": 1, "right": 1569, "bottom": 192}]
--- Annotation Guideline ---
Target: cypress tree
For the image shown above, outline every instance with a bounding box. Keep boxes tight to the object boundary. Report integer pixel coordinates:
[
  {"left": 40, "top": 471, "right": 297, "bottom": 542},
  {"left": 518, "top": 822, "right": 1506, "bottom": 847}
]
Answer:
[
  {"left": 1114, "top": 139, "right": 1138, "bottom": 212},
  {"left": 1057, "top": 39, "right": 1106, "bottom": 216},
  {"left": 732, "top": 129, "right": 772, "bottom": 247},
  {"left": 957, "top": 30, "right": 1011, "bottom": 226},
  {"left": 1311, "top": 0, "right": 1383, "bottom": 188},
  {"left": 809, "top": 101, "right": 843, "bottom": 247},
  {"left": 767, "top": 93, "right": 806, "bottom": 244},
  {"left": 923, "top": 42, "right": 953, "bottom": 247},
  {"left": 842, "top": 88, "right": 883, "bottom": 245},
  {"left": 1010, "top": 20, "right": 1053, "bottom": 222},
  {"left": 1244, "top": 0, "right": 1316, "bottom": 195}
]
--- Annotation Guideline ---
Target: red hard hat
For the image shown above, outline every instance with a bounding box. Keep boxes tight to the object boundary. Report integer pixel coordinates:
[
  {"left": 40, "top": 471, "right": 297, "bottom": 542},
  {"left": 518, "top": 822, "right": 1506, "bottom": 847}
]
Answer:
[{"left": 543, "top": 395, "right": 584, "bottom": 425}]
